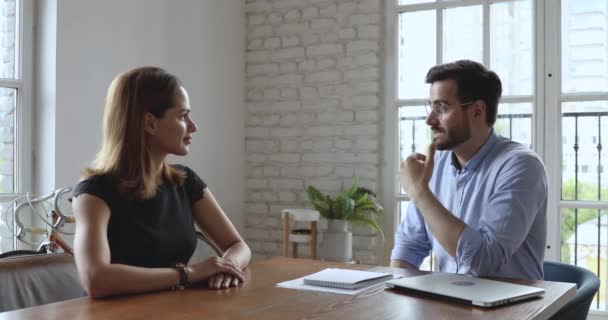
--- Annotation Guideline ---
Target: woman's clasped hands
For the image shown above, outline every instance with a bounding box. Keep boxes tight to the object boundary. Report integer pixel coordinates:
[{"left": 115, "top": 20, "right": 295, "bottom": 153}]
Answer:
[{"left": 190, "top": 256, "right": 245, "bottom": 289}]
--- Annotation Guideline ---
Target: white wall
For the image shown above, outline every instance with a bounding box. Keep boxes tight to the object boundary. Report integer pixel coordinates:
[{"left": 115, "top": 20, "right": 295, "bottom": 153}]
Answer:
[
  {"left": 34, "top": 0, "right": 246, "bottom": 231},
  {"left": 33, "top": 0, "right": 56, "bottom": 195}
]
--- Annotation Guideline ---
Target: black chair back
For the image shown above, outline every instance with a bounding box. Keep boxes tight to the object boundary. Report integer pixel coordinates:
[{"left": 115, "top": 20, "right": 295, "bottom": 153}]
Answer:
[{"left": 543, "top": 261, "right": 600, "bottom": 320}]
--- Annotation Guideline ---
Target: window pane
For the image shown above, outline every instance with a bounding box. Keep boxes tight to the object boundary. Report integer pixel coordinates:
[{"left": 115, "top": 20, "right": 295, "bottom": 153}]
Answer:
[
  {"left": 398, "top": 106, "right": 429, "bottom": 196},
  {"left": 0, "top": 0, "right": 16, "bottom": 79},
  {"left": 0, "top": 87, "right": 14, "bottom": 193},
  {"left": 398, "top": 106, "right": 429, "bottom": 160},
  {"left": 495, "top": 103, "right": 532, "bottom": 147},
  {"left": 443, "top": 5, "right": 482, "bottom": 63},
  {"left": 561, "top": 208, "right": 608, "bottom": 310},
  {"left": 0, "top": 202, "right": 12, "bottom": 253},
  {"left": 562, "top": 0, "right": 608, "bottom": 93},
  {"left": 397, "top": 0, "right": 434, "bottom": 5},
  {"left": 398, "top": 11, "right": 436, "bottom": 99},
  {"left": 490, "top": 0, "right": 533, "bottom": 96},
  {"left": 561, "top": 101, "right": 608, "bottom": 201}
]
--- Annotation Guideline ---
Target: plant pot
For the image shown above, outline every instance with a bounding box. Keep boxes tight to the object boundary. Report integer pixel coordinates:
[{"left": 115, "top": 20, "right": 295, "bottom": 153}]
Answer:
[{"left": 319, "top": 220, "right": 352, "bottom": 262}]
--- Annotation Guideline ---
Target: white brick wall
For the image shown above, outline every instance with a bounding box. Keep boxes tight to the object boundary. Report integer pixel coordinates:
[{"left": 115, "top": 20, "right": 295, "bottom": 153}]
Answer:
[{"left": 245, "top": 0, "right": 384, "bottom": 264}]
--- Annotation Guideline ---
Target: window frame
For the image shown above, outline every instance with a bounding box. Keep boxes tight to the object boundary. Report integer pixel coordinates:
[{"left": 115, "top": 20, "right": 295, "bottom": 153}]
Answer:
[
  {"left": 383, "top": 0, "right": 547, "bottom": 265},
  {"left": 385, "top": 0, "right": 608, "bottom": 314},
  {"left": 0, "top": 0, "right": 34, "bottom": 250}
]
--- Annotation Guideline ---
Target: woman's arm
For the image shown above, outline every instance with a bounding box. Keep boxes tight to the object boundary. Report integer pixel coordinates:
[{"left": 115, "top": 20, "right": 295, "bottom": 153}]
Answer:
[
  {"left": 73, "top": 193, "right": 244, "bottom": 298},
  {"left": 192, "top": 189, "right": 252, "bottom": 286}
]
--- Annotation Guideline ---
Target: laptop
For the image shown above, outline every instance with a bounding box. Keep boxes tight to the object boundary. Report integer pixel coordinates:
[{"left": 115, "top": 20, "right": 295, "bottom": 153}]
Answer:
[{"left": 385, "top": 273, "right": 545, "bottom": 307}]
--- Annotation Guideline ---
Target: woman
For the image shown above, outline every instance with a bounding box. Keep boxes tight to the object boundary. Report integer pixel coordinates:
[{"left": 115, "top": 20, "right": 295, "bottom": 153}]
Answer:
[{"left": 73, "top": 67, "right": 250, "bottom": 298}]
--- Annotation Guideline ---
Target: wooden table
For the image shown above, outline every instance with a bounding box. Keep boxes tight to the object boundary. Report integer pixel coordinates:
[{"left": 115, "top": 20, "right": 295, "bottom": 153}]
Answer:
[{"left": 0, "top": 257, "right": 576, "bottom": 320}]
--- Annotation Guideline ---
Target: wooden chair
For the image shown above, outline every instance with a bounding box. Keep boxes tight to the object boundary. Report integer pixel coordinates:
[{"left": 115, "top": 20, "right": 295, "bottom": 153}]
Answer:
[{"left": 282, "top": 209, "right": 320, "bottom": 259}]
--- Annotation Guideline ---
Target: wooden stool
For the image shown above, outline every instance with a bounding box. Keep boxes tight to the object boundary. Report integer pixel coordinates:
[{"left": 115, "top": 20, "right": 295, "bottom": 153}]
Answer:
[{"left": 282, "top": 209, "right": 320, "bottom": 259}]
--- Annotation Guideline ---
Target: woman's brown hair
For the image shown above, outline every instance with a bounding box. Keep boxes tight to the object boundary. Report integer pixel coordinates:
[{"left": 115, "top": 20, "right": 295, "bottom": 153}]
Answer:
[{"left": 83, "top": 66, "right": 186, "bottom": 199}]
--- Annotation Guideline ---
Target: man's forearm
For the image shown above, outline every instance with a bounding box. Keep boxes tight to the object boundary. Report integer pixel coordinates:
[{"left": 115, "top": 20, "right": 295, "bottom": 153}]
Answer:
[
  {"left": 412, "top": 187, "right": 465, "bottom": 257},
  {"left": 390, "top": 259, "right": 419, "bottom": 270}
]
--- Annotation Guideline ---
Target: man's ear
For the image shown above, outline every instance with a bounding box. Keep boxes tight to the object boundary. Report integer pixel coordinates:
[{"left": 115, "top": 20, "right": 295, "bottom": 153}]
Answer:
[
  {"left": 143, "top": 113, "right": 157, "bottom": 135},
  {"left": 472, "top": 100, "right": 486, "bottom": 120}
]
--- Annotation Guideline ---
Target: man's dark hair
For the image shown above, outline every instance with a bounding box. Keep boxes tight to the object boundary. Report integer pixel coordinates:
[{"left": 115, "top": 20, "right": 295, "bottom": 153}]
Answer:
[{"left": 425, "top": 60, "right": 502, "bottom": 126}]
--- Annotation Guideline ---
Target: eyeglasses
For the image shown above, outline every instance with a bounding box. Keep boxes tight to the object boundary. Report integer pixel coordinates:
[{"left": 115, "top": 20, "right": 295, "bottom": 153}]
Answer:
[{"left": 425, "top": 101, "right": 475, "bottom": 119}]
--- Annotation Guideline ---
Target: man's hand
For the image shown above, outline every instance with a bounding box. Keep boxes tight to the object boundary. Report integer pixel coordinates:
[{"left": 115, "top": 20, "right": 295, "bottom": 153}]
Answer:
[
  {"left": 399, "top": 143, "right": 465, "bottom": 256},
  {"left": 400, "top": 144, "right": 436, "bottom": 199}
]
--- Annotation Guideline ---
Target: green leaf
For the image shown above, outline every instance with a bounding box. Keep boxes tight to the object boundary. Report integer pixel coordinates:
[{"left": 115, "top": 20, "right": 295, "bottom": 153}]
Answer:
[
  {"left": 326, "top": 195, "right": 334, "bottom": 219},
  {"left": 355, "top": 192, "right": 368, "bottom": 205},
  {"left": 353, "top": 187, "right": 377, "bottom": 199},
  {"left": 333, "top": 194, "right": 355, "bottom": 219},
  {"left": 311, "top": 199, "right": 330, "bottom": 218},
  {"left": 355, "top": 202, "right": 383, "bottom": 214},
  {"left": 347, "top": 213, "right": 385, "bottom": 242},
  {"left": 345, "top": 177, "right": 360, "bottom": 198},
  {"left": 307, "top": 186, "right": 326, "bottom": 204},
  {"left": 306, "top": 177, "right": 384, "bottom": 242},
  {"left": 307, "top": 186, "right": 332, "bottom": 217}
]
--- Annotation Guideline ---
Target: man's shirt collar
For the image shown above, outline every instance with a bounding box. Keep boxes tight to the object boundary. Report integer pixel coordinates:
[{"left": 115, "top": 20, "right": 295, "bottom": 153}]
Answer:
[{"left": 450, "top": 129, "right": 499, "bottom": 173}]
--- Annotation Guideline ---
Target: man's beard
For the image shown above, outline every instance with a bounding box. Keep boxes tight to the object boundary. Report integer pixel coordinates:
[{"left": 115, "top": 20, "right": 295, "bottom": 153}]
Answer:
[{"left": 431, "top": 118, "right": 471, "bottom": 150}]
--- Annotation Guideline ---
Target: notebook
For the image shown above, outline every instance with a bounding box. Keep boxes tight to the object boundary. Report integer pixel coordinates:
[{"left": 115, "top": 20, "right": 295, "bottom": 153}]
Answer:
[
  {"left": 303, "top": 268, "right": 393, "bottom": 290},
  {"left": 385, "top": 273, "right": 545, "bottom": 307}
]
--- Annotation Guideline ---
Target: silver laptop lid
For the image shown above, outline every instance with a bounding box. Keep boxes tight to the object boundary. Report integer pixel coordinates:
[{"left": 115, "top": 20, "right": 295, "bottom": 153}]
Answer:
[{"left": 386, "top": 273, "right": 545, "bottom": 307}]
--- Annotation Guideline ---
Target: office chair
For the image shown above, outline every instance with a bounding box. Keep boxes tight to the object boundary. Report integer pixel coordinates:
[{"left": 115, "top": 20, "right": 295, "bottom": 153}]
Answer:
[
  {"left": 0, "top": 250, "right": 43, "bottom": 259},
  {"left": 0, "top": 252, "right": 84, "bottom": 312},
  {"left": 543, "top": 260, "right": 600, "bottom": 320}
]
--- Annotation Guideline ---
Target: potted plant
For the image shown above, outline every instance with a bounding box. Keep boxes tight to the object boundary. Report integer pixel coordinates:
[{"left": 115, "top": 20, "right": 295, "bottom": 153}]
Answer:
[{"left": 306, "top": 178, "right": 383, "bottom": 262}]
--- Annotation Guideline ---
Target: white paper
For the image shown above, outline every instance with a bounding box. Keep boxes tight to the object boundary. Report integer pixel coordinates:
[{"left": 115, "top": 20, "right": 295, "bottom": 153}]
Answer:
[
  {"left": 303, "top": 268, "right": 392, "bottom": 287},
  {"left": 275, "top": 268, "right": 401, "bottom": 296}
]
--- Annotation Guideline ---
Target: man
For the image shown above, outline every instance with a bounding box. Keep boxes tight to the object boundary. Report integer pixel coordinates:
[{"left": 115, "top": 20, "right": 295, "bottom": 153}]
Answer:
[{"left": 390, "top": 60, "right": 547, "bottom": 280}]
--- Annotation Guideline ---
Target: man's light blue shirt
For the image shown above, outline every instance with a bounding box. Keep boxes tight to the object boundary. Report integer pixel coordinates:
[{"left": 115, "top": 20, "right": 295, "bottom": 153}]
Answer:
[{"left": 391, "top": 130, "right": 547, "bottom": 280}]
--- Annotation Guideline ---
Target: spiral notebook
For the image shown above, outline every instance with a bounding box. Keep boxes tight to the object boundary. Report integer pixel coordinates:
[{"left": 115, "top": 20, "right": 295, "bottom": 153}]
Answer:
[{"left": 303, "top": 268, "right": 393, "bottom": 290}]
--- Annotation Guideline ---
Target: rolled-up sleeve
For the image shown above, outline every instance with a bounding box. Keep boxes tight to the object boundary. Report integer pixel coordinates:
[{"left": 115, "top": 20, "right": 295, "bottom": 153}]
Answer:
[
  {"left": 391, "top": 202, "right": 432, "bottom": 268},
  {"left": 455, "top": 155, "right": 547, "bottom": 276}
]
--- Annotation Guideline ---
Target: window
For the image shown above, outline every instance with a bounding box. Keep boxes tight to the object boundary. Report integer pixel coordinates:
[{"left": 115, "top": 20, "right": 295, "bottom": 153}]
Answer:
[
  {"left": 388, "top": 0, "right": 608, "bottom": 311},
  {"left": 0, "top": 0, "right": 33, "bottom": 254},
  {"left": 391, "top": 0, "right": 534, "bottom": 271},
  {"left": 559, "top": 0, "right": 608, "bottom": 311}
]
